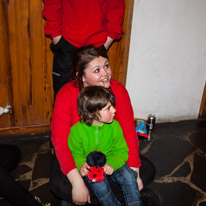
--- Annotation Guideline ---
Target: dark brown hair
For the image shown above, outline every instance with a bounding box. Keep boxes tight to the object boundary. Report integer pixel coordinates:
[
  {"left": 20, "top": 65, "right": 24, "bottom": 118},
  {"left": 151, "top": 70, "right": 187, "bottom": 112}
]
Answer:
[
  {"left": 77, "top": 86, "right": 116, "bottom": 126},
  {"left": 69, "top": 45, "right": 109, "bottom": 90}
]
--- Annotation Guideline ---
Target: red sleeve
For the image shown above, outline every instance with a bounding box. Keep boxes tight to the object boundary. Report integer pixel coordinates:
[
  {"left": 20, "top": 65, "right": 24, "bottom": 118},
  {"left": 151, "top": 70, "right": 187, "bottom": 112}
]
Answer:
[
  {"left": 42, "top": 0, "right": 62, "bottom": 38},
  {"left": 112, "top": 80, "right": 141, "bottom": 168},
  {"left": 106, "top": 0, "right": 125, "bottom": 40},
  {"left": 51, "top": 84, "right": 78, "bottom": 175}
]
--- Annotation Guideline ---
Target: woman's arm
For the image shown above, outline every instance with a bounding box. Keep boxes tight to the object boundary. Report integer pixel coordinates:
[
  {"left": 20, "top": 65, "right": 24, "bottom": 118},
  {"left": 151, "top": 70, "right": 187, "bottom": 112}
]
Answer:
[
  {"left": 51, "top": 85, "right": 78, "bottom": 175},
  {"left": 113, "top": 81, "right": 141, "bottom": 168},
  {"left": 67, "top": 169, "right": 91, "bottom": 204},
  {"left": 130, "top": 167, "right": 143, "bottom": 191}
]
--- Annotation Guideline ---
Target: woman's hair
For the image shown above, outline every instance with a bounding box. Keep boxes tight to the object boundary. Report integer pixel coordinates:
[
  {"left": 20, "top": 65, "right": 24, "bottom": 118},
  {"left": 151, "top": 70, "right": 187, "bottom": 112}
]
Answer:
[
  {"left": 69, "top": 45, "right": 109, "bottom": 90},
  {"left": 77, "top": 86, "right": 116, "bottom": 126}
]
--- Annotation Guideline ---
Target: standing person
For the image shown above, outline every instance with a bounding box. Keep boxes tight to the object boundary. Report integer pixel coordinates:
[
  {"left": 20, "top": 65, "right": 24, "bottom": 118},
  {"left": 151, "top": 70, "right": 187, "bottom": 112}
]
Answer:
[
  {"left": 42, "top": 0, "right": 125, "bottom": 97},
  {"left": 68, "top": 86, "right": 142, "bottom": 206},
  {"left": 0, "top": 144, "right": 43, "bottom": 206},
  {"left": 50, "top": 45, "right": 157, "bottom": 205}
]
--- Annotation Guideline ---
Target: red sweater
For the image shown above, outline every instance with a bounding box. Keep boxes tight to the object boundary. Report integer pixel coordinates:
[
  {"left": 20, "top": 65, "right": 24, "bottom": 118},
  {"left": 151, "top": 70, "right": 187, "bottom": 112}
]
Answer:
[
  {"left": 51, "top": 79, "right": 141, "bottom": 175},
  {"left": 42, "top": 0, "right": 125, "bottom": 47}
]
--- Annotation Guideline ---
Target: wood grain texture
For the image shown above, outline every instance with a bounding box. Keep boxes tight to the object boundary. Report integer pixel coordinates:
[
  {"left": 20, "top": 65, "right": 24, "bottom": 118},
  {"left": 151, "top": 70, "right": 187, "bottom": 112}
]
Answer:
[
  {"left": 0, "top": 0, "right": 53, "bottom": 134},
  {"left": 199, "top": 81, "right": 206, "bottom": 119},
  {"left": 108, "top": 0, "right": 134, "bottom": 85}
]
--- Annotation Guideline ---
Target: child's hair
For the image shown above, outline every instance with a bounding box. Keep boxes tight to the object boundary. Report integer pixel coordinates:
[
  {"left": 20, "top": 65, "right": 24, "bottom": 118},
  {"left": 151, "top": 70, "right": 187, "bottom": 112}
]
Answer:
[
  {"left": 77, "top": 86, "right": 116, "bottom": 126},
  {"left": 69, "top": 45, "right": 109, "bottom": 90}
]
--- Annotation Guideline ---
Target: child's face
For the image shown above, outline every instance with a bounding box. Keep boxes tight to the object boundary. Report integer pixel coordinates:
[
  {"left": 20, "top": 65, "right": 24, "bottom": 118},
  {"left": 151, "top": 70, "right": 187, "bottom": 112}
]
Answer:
[{"left": 98, "top": 102, "right": 116, "bottom": 124}]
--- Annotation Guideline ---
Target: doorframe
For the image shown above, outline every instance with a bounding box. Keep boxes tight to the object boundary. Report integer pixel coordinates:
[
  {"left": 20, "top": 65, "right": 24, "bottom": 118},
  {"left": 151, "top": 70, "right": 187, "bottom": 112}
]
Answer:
[
  {"left": 199, "top": 81, "right": 206, "bottom": 119},
  {"left": 122, "top": 0, "right": 134, "bottom": 85}
]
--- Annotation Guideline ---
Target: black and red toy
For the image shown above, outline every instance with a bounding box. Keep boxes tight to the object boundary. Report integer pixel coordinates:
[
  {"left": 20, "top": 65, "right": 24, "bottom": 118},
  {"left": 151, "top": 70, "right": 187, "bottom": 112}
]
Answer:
[{"left": 86, "top": 151, "right": 106, "bottom": 183}]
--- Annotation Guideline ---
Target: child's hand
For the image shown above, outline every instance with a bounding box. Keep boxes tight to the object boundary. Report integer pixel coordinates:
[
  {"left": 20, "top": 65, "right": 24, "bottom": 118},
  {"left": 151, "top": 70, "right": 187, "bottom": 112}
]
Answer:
[
  {"left": 103, "top": 164, "right": 114, "bottom": 175},
  {"left": 80, "top": 162, "right": 90, "bottom": 177}
]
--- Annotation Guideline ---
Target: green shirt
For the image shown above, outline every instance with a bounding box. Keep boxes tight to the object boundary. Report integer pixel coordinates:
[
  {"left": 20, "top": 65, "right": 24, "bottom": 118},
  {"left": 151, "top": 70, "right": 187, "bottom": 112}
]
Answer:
[{"left": 68, "top": 120, "right": 129, "bottom": 171}]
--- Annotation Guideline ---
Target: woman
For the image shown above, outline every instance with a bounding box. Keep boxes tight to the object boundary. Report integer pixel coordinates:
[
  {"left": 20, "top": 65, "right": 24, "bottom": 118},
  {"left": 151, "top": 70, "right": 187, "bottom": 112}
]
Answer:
[{"left": 50, "top": 45, "right": 156, "bottom": 205}]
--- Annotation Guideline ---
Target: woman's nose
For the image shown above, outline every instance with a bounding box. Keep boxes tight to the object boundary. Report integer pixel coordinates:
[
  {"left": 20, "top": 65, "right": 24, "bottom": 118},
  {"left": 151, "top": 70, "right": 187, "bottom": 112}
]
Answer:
[{"left": 101, "top": 68, "right": 108, "bottom": 75}]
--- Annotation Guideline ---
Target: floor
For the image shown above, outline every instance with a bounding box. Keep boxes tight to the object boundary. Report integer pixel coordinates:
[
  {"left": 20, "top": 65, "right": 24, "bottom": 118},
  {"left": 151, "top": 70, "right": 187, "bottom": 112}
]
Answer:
[{"left": 0, "top": 119, "right": 205, "bottom": 206}]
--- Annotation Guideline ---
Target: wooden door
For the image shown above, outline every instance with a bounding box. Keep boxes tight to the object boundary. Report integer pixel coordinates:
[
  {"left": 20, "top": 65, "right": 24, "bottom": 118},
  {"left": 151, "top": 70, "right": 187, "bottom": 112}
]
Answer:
[
  {"left": 199, "top": 81, "right": 206, "bottom": 119},
  {"left": 0, "top": 0, "right": 53, "bottom": 136},
  {"left": 108, "top": 0, "right": 134, "bottom": 85},
  {"left": 0, "top": 0, "right": 134, "bottom": 137}
]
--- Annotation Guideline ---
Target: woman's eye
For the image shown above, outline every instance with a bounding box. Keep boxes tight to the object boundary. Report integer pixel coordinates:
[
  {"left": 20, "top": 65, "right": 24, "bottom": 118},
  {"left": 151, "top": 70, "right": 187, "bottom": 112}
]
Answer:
[
  {"left": 94, "top": 69, "right": 100, "bottom": 73},
  {"left": 104, "top": 64, "right": 110, "bottom": 69}
]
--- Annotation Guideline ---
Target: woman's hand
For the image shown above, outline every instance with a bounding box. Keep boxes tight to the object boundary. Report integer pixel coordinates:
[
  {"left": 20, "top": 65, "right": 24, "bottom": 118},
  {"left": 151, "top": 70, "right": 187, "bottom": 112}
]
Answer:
[
  {"left": 80, "top": 162, "right": 90, "bottom": 177},
  {"left": 52, "top": 35, "right": 62, "bottom": 45},
  {"left": 103, "top": 164, "right": 114, "bottom": 175},
  {"left": 130, "top": 167, "right": 144, "bottom": 191},
  {"left": 67, "top": 168, "right": 91, "bottom": 205}
]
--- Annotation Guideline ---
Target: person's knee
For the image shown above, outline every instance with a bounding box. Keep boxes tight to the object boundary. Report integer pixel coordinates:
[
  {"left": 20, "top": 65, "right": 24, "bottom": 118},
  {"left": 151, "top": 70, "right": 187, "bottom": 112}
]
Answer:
[
  {"left": 140, "top": 155, "right": 156, "bottom": 186},
  {"left": 114, "top": 164, "right": 137, "bottom": 183}
]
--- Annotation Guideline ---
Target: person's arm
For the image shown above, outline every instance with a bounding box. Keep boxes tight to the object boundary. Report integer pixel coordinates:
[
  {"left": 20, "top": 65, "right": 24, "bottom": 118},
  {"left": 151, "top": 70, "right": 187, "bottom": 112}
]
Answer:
[
  {"left": 42, "top": 0, "right": 62, "bottom": 38},
  {"left": 106, "top": 0, "right": 125, "bottom": 40},
  {"left": 106, "top": 121, "right": 129, "bottom": 171},
  {"left": 51, "top": 85, "right": 80, "bottom": 175},
  {"left": 130, "top": 167, "right": 143, "bottom": 191},
  {"left": 114, "top": 83, "right": 141, "bottom": 168},
  {"left": 68, "top": 126, "right": 87, "bottom": 171},
  {"left": 67, "top": 169, "right": 91, "bottom": 204}
]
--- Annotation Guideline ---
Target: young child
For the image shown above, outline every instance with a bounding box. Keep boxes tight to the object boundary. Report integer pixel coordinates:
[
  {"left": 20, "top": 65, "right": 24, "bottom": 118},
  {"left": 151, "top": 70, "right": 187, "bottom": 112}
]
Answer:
[{"left": 68, "top": 86, "right": 142, "bottom": 206}]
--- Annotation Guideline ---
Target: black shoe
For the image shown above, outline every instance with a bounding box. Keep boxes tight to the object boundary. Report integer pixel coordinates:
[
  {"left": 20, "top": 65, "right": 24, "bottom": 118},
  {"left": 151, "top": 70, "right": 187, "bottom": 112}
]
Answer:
[{"left": 140, "top": 188, "right": 163, "bottom": 206}]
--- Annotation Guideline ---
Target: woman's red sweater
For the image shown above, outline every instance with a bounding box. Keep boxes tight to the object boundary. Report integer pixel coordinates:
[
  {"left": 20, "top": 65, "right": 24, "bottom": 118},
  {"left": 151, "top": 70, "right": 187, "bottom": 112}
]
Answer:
[{"left": 51, "top": 79, "right": 141, "bottom": 175}]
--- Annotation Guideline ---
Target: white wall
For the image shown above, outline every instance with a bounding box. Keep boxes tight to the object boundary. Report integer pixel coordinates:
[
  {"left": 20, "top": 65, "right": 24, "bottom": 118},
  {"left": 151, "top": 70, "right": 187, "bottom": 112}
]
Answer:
[{"left": 126, "top": 0, "right": 206, "bottom": 123}]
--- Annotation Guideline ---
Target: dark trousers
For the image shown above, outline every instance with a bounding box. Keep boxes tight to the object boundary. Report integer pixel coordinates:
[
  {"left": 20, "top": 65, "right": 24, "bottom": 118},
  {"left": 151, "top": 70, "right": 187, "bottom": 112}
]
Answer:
[
  {"left": 49, "top": 154, "right": 156, "bottom": 205},
  {"left": 0, "top": 145, "right": 41, "bottom": 206},
  {"left": 50, "top": 37, "right": 78, "bottom": 98}
]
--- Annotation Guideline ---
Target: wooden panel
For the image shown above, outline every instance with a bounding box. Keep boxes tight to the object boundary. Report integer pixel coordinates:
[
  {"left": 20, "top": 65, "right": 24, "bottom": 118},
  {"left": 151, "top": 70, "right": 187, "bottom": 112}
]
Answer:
[
  {"left": 0, "top": 0, "right": 53, "bottom": 132},
  {"left": 108, "top": 0, "right": 134, "bottom": 85},
  {"left": 0, "top": 1, "right": 12, "bottom": 127},
  {"left": 0, "top": 124, "right": 50, "bottom": 137},
  {"left": 199, "top": 81, "right": 206, "bottom": 119}
]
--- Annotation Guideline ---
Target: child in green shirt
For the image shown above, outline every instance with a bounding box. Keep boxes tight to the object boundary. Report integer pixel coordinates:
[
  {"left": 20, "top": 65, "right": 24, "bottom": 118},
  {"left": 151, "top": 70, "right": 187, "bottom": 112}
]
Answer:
[{"left": 68, "top": 86, "right": 142, "bottom": 206}]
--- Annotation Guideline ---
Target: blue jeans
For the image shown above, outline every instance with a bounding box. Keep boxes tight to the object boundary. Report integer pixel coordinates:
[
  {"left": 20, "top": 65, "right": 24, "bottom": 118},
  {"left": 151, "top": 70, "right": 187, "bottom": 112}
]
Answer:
[{"left": 85, "top": 164, "right": 142, "bottom": 206}]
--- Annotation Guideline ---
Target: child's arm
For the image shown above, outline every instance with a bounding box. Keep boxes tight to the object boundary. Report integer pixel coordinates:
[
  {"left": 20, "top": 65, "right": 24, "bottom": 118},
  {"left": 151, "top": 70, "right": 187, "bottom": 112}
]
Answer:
[{"left": 68, "top": 127, "right": 87, "bottom": 171}]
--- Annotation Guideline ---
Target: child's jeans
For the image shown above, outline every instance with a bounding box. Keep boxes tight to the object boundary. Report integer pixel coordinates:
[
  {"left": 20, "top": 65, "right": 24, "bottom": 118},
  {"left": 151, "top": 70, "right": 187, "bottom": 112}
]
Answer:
[{"left": 85, "top": 164, "right": 142, "bottom": 206}]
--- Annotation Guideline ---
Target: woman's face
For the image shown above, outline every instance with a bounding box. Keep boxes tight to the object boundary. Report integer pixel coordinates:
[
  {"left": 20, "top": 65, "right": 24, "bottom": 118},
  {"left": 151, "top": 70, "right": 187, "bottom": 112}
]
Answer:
[{"left": 82, "top": 56, "right": 112, "bottom": 88}]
